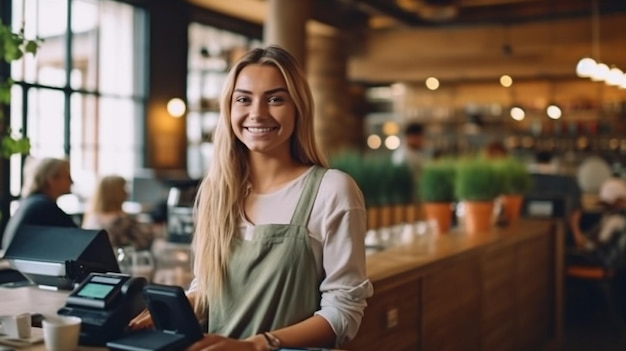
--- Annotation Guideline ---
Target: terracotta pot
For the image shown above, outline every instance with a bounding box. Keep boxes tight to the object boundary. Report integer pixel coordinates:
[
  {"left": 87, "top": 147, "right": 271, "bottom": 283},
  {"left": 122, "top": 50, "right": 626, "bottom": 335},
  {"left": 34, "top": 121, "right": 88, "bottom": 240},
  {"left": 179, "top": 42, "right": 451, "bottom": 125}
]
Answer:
[
  {"left": 499, "top": 194, "right": 523, "bottom": 225},
  {"left": 423, "top": 202, "right": 453, "bottom": 234},
  {"left": 463, "top": 200, "right": 495, "bottom": 234},
  {"left": 405, "top": 203, "right": 422, "bottom": 223},
  {"left": 379, "top": 205, "right": 393, "bottom": 228},
  {"left": 393, "top": 204, "right": 406, "bottom": 225},
  {"left": 366, "top": 207, "right": 380, "bottom": 231}
]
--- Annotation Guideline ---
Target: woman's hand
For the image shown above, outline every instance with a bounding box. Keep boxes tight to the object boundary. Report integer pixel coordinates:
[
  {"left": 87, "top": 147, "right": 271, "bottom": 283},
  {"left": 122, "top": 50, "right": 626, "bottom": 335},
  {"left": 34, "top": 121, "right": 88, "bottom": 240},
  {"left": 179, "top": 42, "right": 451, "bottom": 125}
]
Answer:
[
  {"left": 186, "top": 334, "right": 266, "bottom": 351},
  {"left": 128, "top": 308, "right": 154, "bottom": 330}
]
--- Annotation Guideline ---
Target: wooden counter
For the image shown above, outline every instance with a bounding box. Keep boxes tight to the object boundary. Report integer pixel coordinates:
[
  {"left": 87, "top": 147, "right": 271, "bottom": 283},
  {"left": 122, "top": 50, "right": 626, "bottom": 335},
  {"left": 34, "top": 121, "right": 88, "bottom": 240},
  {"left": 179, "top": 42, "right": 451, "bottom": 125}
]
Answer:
[
  {"left": 344, "top": 218, "right": 563, "bottom": 351},
  {"left": 1, "top": 219, "right": 561, "bottom": 351}
]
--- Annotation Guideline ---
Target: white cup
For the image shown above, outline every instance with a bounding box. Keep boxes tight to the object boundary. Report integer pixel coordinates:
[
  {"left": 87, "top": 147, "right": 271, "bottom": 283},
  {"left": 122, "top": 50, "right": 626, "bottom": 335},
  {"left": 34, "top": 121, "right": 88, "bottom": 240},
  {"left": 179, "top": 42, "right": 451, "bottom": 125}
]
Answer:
[
  {"left": 42, "top": 316, "right": 81, "bottom": 351},
  {"left": 0, "top": 313, "right": 31, "bottom": 339}
]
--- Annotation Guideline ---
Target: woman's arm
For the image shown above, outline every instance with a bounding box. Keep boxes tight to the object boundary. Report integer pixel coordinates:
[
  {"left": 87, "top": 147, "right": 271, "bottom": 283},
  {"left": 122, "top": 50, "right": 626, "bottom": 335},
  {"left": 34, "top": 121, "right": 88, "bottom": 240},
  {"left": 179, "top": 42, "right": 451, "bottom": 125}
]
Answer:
[{"left": 186, "top": 315, "right": 335, "bottom": 351}]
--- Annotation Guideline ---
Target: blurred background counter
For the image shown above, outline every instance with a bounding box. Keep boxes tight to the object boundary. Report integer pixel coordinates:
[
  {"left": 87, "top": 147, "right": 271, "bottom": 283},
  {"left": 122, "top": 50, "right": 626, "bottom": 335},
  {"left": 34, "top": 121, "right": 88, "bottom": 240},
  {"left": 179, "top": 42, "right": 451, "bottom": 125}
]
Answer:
[{"left": 346, "top": 218, "right": 562, "bottom": 351}]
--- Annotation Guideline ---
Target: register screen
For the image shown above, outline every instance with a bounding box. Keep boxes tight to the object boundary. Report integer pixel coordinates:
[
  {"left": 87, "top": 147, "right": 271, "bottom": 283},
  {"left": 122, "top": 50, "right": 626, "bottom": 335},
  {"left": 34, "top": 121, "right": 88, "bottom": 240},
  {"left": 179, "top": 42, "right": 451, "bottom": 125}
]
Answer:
[{"left": 77, "top": 283, "right": 115, "bottom": 299}]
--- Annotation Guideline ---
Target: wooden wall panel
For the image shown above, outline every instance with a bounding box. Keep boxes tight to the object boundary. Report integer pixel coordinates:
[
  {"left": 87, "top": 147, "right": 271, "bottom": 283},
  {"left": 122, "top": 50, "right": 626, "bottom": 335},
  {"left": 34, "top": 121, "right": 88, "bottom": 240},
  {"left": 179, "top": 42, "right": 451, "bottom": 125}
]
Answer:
[
  {"left": 422, "top": 257, "right": 482, "bottom": 351},
  {"left": 515, "top": 235, "right": 553, "bottom": 351},
  {"left": 343, "top": 279, "right": 420, "bottom": 351},
  {"left": 481, "top": 244, "right": 519, "bottom": 351}
]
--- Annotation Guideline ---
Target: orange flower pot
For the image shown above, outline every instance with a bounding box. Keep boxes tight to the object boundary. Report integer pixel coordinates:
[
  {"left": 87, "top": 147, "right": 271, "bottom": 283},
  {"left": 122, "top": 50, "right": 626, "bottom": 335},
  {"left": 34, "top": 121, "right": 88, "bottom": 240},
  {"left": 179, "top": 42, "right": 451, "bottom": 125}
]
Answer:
[
  {"left": 499, "top": 194, "right": 523, "bottom": 225},
  {"left": 463, "top": 200, "right": 494, "bottom": 235},
  {"left": 423, "top": 202, "right": 453, "bottom": 234}
]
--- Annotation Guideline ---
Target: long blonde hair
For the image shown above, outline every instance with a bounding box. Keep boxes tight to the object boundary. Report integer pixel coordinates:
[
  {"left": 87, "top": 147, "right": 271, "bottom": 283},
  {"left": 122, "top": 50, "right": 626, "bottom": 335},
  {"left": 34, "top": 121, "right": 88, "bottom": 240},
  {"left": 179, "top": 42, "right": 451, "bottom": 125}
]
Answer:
[
  {"left": 86, "top": 175, "right": 127, "bottom": 214},
  {"left": 192, "top": 45, "right": 327, "bottom": 314}
]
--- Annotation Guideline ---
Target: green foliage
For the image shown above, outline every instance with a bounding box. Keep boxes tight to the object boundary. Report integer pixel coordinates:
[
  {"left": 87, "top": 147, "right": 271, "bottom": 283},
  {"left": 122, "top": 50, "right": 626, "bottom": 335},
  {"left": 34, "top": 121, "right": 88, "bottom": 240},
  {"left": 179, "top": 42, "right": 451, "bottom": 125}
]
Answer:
[
  {"left": 454, "top": 157, "right": 502, "bottom": 201},
  {"left": 0, "top": 20, "right": 43, "bottom": 63},
  {"left": 0, "top": 19, "right": 43, "bottom": 158},
  {"left": 1, "top": 128, "right": 30, "bottom": 157},
  {"left": 389, "top": 162, "right": 414, "bottom": 204},
  {"left": 419, "top": 160, "right": 456, "bottom": 203},
  {"left": 329, "top": 151, "right": 415, "bottom": 207},
  {"left": 493, "top": 157, "right": 533, "bottom": 195}
]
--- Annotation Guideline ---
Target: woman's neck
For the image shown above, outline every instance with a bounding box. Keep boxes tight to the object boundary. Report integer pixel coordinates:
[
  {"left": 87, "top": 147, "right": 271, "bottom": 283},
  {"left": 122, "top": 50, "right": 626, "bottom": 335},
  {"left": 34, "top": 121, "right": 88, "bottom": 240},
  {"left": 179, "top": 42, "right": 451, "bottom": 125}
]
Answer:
[{"left": 248, "top": 155, "right": 308, "bottom": 194}]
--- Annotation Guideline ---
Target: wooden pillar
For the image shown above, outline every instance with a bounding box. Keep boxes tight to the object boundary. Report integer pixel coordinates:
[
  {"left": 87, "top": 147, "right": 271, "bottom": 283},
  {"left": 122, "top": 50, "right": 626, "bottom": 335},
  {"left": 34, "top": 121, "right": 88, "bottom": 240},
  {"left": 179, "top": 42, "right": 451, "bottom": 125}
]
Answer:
[
  {"left": 264, "top": 0, "right": 310, "bottom": 68},
  {"left": 307, "top": 25, "right": 364, "bottom": 157}
]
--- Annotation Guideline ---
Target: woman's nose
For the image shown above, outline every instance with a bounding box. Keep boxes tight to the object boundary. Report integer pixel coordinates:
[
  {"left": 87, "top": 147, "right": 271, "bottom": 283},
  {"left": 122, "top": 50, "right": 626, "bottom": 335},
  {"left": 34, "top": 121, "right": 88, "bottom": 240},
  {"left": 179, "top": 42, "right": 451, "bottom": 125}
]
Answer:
[{"left": 250, "top": 100, "right": 267, "bottom": 119}]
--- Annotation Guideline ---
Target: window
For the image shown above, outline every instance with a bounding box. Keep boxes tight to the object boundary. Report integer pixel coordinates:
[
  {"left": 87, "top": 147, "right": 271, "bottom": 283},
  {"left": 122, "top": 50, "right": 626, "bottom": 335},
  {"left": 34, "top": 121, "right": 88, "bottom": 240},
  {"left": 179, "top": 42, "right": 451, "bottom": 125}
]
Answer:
[
  {"left": 9, "top": 0, "right": 147, "bottom": 199},
  {"left": 186, "top": 22, "right": 260, "bottom": 179}
]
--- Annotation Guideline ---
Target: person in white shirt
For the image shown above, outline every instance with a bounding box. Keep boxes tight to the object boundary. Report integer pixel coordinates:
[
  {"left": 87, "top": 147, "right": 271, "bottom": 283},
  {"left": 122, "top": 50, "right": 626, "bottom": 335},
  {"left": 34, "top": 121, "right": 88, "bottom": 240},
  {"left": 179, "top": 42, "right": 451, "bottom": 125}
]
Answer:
[
  {"left": 130, "top": 45, "right": 373, "bottom": 351},
  {"left": 571, "top": 177, "right": 626, "bottom": 251},
  {"left": 392, "top": 122, "right": 426, "bottom": 177}
]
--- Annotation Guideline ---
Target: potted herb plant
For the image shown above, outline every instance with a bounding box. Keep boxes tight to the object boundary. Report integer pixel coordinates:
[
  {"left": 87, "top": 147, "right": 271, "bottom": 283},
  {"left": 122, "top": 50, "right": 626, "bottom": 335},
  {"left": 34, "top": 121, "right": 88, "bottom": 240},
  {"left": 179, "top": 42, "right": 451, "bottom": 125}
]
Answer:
[
  {"left": 454, "top": 157, "right": 502, "bottom": 234},
  {"left": 494, "top": 157, "right": 532, "bottom": 224},
  {"left": 418, "top": 159, "right": 456, "bottom": 234}
]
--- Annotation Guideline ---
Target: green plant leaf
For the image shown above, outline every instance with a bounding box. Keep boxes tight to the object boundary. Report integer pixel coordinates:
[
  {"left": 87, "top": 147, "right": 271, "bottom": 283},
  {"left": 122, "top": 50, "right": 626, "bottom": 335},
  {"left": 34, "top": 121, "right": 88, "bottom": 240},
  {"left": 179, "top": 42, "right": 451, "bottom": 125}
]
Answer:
[
  {"left": 419, "top": 160, "right": 456, "bottom": 203},
  {"left": 25, "top": 40, "right": 39, "bottom": 54},
  {"left": 454, "top": 158, "right": 502, "bottom": 201}
]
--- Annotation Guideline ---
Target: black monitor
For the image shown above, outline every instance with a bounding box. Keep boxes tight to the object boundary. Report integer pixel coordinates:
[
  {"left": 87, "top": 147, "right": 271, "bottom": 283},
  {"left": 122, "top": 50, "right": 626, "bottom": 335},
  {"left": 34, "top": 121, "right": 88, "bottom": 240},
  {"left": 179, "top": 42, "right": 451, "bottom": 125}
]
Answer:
[{"left": 2, "top": 225, "right": 120, "bottom": 290}]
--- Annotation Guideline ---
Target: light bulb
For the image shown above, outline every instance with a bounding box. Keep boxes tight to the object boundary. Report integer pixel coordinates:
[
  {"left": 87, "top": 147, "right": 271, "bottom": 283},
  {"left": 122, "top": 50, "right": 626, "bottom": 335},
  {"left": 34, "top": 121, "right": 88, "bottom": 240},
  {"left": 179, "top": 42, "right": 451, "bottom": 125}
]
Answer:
[
  {"left": 546, "top": 105, "right": 562, "bottom": 119},
  {"left": 590, "top": 62, "right": 609, "bottom": 82},
  {"left": 510, "top": 107, "right": 525, "bottom": 121},
  {"left": 167, "top": 98, "right": 186, "bottom": 118},
  {"left": 576, "top": 57, "right": 596, "bottom": 77},
  {"left": 425, "top": 77, "right": 439, "bottom": 90},
  {"left": 606, "top": 67, "right": 624, "bottom": 86}
]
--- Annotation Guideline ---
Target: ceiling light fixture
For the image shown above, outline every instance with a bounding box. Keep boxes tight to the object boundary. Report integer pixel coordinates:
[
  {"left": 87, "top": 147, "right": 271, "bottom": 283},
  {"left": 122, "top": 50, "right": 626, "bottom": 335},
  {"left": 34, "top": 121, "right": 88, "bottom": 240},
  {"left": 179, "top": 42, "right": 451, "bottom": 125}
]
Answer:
[{"left": 575, "top": 0, "right": 626, "bottom": 88}]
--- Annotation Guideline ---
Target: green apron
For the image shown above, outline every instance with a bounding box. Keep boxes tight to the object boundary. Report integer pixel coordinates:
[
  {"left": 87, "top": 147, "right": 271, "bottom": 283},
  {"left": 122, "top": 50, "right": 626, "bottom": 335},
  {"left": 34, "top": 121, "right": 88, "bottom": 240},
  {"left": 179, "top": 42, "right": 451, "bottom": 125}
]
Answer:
[{"left": 208, "top": 166, "right": 327, "bottom": 338}]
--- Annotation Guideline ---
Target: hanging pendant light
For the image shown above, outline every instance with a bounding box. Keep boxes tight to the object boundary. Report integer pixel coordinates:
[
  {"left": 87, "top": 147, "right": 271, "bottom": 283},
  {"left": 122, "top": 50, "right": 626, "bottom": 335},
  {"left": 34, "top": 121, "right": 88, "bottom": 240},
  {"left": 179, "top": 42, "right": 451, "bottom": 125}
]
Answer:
[{"left": 576, "top": 57, "right": 597, "bottom": 77}]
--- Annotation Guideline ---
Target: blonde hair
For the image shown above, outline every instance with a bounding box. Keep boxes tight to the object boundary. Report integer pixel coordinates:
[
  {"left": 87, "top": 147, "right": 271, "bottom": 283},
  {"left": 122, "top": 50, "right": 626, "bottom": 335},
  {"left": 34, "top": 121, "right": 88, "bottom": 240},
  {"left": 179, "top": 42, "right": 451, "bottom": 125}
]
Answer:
[
  {"left": 192, "top": 45, "right": 327, "bottom": 314},
  {"left": 87, "top": 175, "right": 127, "bottom": 214},
  {"left": 21, "top": 157, "right": 70, "bottom": 198}
]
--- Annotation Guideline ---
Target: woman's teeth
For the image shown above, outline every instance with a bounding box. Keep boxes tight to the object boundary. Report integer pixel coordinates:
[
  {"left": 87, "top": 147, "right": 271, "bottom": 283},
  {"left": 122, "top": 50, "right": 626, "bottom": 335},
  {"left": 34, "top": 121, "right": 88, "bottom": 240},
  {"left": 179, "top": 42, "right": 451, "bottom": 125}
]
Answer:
[{"left": 247, "top": 127, "right": 274, "bottom": 133}]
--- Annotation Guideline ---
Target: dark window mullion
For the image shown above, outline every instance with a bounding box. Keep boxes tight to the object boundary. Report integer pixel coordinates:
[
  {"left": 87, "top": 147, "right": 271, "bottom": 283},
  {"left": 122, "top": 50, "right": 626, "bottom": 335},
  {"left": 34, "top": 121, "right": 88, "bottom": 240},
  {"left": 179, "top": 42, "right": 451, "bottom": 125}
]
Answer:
[{"left": 64, "top": 0, "right": 73, "bottom": 157}]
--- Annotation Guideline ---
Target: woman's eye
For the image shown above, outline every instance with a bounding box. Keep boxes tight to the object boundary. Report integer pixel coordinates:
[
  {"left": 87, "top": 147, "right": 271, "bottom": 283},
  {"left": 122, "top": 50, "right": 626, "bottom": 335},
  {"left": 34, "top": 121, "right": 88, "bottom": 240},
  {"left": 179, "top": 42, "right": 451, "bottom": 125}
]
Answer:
[
  {"left": 268, "top": 96, "right": 284, "bottom": 104},
  {"left": 234, "top": 96, "right": 250, "bottom": 103}
]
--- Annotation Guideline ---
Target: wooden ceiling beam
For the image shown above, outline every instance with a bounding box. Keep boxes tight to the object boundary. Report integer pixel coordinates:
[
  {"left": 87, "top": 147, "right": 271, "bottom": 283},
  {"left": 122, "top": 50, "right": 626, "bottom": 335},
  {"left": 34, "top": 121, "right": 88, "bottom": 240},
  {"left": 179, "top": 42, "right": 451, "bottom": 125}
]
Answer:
[{"left": 348, "top": 13, "right": 626, "bottom": 83}]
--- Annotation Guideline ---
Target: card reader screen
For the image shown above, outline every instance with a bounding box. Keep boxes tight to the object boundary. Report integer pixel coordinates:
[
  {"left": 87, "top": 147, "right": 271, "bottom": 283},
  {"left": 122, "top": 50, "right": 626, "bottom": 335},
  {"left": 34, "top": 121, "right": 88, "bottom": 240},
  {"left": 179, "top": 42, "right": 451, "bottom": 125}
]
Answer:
[{"left": 76, "top": 282, "right": 115, "bottom": 299}]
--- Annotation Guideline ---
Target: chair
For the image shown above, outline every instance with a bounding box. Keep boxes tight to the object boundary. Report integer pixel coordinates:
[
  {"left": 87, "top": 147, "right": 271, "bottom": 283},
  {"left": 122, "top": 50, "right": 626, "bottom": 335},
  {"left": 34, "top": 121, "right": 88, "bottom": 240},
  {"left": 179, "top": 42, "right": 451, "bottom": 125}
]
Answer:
[
  {"left": 564, "top": 219, "right": 625, "bottom": 336},
  {"left": 521, "top": 195, "right": 625, "bottom": 335}
]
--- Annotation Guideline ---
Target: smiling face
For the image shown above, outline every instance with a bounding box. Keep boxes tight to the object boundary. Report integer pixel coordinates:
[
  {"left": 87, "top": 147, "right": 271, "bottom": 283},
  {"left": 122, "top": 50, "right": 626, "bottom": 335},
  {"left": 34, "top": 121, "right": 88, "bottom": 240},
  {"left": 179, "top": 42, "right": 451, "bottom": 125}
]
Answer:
[{"left": 230, "top": 64, "right": 297, "bottom": 158}]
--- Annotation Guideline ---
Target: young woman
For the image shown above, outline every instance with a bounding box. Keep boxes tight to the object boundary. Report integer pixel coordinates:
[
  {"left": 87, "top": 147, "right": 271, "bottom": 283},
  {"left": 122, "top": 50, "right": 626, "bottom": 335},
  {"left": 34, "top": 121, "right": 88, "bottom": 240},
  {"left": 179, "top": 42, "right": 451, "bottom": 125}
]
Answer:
[{"left": 131, "top": 45, "right": 372, "bottom": 351}]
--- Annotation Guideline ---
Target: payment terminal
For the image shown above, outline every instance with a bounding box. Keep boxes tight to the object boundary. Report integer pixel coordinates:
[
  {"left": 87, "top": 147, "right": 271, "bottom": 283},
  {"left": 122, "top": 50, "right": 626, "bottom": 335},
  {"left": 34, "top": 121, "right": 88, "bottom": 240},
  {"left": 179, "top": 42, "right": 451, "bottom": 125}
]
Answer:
[
  {"left": 107, "top": 284, "right": 203, "bottom": 351},
  {"left": 57, "top": 272, "right": 147, "bottom": 346}
]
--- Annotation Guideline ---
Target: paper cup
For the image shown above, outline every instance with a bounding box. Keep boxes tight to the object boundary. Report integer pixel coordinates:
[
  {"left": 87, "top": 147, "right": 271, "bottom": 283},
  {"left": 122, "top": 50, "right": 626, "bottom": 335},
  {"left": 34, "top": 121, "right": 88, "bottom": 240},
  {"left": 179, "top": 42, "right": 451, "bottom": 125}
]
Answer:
[
  {"left": 42, "top": 316, "right": 81, "bottom": 351},
  {"left": 0, "top": 313, "right": 31, "bottom": 339}
]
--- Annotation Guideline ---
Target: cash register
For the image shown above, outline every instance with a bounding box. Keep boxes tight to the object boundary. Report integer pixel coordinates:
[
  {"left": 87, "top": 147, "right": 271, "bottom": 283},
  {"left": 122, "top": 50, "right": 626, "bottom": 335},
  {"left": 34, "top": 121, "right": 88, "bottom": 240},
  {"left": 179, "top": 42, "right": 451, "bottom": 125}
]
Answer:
[{"left": 57, "top": 272, "right": 147, "bottom": 346}]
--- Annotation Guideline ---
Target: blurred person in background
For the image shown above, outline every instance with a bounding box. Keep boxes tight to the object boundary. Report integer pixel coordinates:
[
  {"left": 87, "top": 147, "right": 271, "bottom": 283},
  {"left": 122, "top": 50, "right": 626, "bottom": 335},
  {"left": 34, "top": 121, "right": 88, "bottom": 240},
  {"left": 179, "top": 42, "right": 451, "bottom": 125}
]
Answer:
[
  {"left": 392, "top": 122, "right": 427, "bottom": 177},
  {"left": 82, "top": 175, "right": 154, "bottom": 251},
  {"left": 570, "top": 177, "right": 626, "bottom": 251},
  {"left": 1, "top": 157, "right": 76, "bottom": 249},
  {"left": 481, "top": 140, "right": 508, "bottom": 159},
  {"left": 526, "top": 150, "right": 583, "bottom": 245}
]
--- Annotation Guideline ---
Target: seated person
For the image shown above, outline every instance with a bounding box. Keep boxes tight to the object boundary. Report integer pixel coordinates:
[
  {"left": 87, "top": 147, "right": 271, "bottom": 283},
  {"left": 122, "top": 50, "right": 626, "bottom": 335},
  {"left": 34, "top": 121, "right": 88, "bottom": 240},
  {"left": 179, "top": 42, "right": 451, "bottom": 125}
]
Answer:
[
  {"left": 2, "top": 157, "right": 77, "bottom": 250},
  {"left": 526, "top": 151, "right": 582, "bottom": 238},
  {"left": 571, "top": 177, "right": 626, "bottom": 250},
  {"left": 82, "top": 175, "right": 154, "bottom": 251}
]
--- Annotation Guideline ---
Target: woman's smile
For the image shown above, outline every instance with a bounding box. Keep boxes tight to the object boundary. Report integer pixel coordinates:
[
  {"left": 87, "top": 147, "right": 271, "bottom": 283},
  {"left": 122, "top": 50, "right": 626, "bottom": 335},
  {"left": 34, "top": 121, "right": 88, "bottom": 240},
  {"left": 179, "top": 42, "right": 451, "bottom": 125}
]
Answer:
[{"left": 244, "top": 126, "right": 278, "bottom": 134}]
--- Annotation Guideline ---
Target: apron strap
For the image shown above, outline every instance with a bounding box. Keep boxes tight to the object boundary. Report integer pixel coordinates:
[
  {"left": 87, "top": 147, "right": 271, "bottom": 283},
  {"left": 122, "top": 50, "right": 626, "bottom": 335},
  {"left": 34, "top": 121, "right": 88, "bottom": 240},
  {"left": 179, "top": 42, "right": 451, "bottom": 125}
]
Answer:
[{"left": 290, "top": 166, "right": 327, "bottom": 226}]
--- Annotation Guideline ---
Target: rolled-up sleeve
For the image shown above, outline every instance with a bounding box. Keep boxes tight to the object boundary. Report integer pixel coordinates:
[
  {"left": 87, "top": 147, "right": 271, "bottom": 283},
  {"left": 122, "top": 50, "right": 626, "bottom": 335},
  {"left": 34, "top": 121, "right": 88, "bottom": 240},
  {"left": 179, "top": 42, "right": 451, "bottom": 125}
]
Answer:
[{"left": 314, "top": 177, "right": 374, "bottom": 345}]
